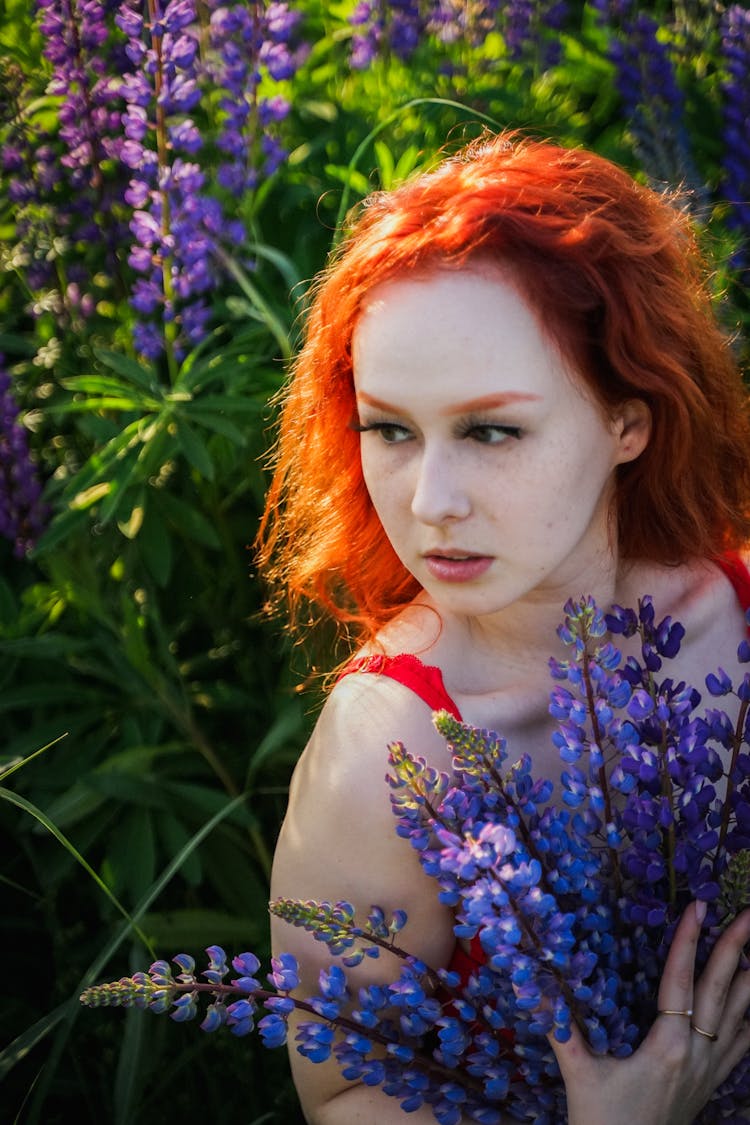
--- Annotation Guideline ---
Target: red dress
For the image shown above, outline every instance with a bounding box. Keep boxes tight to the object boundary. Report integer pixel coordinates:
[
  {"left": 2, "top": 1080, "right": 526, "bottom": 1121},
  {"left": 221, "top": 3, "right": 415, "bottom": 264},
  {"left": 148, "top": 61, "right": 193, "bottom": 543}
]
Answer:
[{"left": 336, "top": 553, "right": 750, "bottom": 985}]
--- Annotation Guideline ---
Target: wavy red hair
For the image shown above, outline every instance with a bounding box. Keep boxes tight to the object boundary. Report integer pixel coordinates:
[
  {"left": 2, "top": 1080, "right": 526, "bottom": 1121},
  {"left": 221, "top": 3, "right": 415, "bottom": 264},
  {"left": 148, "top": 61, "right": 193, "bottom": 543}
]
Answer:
[{"left": 257, "top": 132, "right": 750, "bottom": 647}]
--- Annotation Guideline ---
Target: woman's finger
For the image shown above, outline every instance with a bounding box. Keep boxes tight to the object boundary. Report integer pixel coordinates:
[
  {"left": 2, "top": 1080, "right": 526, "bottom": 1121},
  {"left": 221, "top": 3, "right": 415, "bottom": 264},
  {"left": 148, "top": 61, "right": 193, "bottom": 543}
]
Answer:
[
  {"left": 692, "top": 909, "right": 750, "bottom": 1032},
  {"left": 655, "top": 901, "right": 705, "bottom": 1020},
  {"left": 545, "top": 1012, "right": 594, "bottom": 1086}
]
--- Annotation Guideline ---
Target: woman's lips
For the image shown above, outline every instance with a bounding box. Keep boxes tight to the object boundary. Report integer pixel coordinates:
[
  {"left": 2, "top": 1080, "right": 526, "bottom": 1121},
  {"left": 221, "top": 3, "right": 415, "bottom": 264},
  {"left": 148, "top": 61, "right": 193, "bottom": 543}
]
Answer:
[{"left": 423, "top": 553, "right": 493, "bottom": 583}]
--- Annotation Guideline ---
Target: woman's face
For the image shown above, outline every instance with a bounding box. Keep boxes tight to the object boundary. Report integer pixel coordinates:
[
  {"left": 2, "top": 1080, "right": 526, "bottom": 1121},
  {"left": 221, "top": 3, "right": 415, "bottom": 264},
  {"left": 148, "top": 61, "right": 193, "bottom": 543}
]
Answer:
[{"left": 352, "top": 268, "right": 649, "bottom": 618}]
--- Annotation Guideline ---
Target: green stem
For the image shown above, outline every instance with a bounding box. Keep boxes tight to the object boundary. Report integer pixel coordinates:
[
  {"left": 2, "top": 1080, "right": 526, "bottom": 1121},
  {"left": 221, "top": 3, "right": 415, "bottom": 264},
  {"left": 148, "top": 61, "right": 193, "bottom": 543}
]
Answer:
[
  {"left": 717, "top": 695, "right": 750, "bottom": 858},
  {"left": 148, "top": 0, "right": 179, "bottom": 384},
  {"left": 581, "top": 648, "right": 623, "bottom": 898},
  {"left": 659, "top": 720, "right": 678, "bottom": 907},
  {"left": 333, "top": 97, "right": 503, "bottom": 237}
]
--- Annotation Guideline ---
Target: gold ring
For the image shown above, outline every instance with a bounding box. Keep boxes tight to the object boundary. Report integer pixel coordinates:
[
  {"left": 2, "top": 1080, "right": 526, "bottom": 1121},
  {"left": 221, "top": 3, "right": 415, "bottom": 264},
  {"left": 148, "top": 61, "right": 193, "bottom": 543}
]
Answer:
[
  {"left": 691, "top": 1023, "right": 718, "bottom": 1042},
  {"left": 658, "top": 1009, "right": 693, "bottom": 1017}
]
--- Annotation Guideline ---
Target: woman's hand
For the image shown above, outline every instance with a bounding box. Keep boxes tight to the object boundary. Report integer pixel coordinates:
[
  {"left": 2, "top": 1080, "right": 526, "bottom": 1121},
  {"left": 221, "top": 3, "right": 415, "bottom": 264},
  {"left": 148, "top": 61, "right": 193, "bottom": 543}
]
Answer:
[{"left": 550, "top": 903, "right": 750, "bottom": 1125}]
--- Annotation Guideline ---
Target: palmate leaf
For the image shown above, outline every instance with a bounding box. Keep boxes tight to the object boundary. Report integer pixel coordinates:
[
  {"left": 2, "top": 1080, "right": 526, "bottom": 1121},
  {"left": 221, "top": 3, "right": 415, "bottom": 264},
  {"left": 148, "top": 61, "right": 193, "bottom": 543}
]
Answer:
[
  {"left": 151, "top": 490, "right": 221, "bottom": 549},
  {"left": 185, "top": 408, "right": 248, "bottom": 446},
  {"left": 60, "top": 373, "right": 161, "bottom": 409},
  {"left": 138, "top": 499, "right": 173, "bottom": 586},
  {"left": 93, "top": 348, "right": 160, "bottom": 393},
  {"left": 175, "top": 417, "right": 214, "bottom": 480}
]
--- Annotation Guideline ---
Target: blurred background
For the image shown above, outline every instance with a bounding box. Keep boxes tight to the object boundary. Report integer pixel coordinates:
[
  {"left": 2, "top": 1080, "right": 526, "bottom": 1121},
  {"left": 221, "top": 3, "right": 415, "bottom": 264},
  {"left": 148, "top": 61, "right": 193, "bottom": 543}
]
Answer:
[{"left": 1, "top": 1, "right": 748, "bottom": 1120}]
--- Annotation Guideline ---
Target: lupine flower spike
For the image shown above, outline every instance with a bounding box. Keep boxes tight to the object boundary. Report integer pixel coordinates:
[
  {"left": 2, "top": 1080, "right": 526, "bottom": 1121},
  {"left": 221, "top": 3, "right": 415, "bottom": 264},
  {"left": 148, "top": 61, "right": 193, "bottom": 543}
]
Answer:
[{"left": 82, "top": 597, "right": 750, "bottom": 1122}]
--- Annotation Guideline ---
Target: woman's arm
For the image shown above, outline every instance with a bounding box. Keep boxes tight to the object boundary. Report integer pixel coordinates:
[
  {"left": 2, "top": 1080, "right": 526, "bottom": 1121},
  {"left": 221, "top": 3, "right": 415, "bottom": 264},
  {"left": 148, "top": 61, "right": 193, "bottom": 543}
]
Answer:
[{"left": 271, "top": 673, "right": 467, "bottom": 1124}]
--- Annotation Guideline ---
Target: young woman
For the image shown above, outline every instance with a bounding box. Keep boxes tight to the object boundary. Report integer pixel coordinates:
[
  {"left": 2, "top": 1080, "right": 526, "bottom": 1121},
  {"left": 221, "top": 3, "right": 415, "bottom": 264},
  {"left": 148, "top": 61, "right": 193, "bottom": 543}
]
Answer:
[{"left": 259, "top": 132, "right": 750, "bottom": 1123}]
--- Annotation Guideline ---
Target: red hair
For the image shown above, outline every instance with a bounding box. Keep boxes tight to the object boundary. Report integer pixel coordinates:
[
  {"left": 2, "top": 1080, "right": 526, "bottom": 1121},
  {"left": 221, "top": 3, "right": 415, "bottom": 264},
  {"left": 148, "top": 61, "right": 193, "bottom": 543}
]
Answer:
[{"left": 257, "top": 132, "right": 750, "bottom": 646}]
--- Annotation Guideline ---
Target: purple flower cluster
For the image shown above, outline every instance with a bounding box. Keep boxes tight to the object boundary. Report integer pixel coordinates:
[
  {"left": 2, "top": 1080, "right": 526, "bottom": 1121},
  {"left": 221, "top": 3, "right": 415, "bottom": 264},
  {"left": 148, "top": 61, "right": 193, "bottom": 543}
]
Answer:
[
  {"left": 116, "top": 0, "right": 225, "bottom": 360},
  {"left": 81, "top": 596, "right": 750, "bottom": 1123},
  {"left": 37, "top": 0, "right": 124, "bottom": 186},
  {"left": 0, "top": 358, "right": 47, "bottom": 557},
  {"left": 720, "top": 5, "right": 750, "bottom": 271},
  {"left": 596, "top": 4, "right": 707, "bottom": 208},
  {"left": 3, "top": 1, "right": 126, "bottom": 309},
  {"left": 3, "top": 0, "right": 307, "bottom": 361},
  {"left": 349, "top": 0, "right": 422, "bottom": 69},
  {"left": 348, "top": 0, "right": 569, "bottom": 69},
  {"left": 208, "top": 1, "right": 307, "bottom": 193}
]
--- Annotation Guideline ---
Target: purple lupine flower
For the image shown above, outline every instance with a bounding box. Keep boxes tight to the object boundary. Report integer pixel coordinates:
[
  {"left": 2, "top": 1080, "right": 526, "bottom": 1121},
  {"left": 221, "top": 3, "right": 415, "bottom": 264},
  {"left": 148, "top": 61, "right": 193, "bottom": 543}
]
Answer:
[
  {"left": 4, "top": 3, "right": 128, "bottom": 321},
  {"left": 0, "top": 357, "right": 48, "bottom": 557},
  {"left": 348, "top": 0, "right": 425, "bottom": 67},
  {"left": 208, "top": 0, "right": 307, "bottom": 194},
  {"left": 720, "top": 5, "right": 750, "bottom": 272},
  {"left": 504, "top": 0, "right": 534, "bottom": 59},
  {"left": 81, "top": 594, "right": 750, "bottom": 1120},
  {"left": 602, "top": 5, "right": 707, "bottom": 208},
  {"left": 116, "top": 0, "right": 222, "bottom": 360}
]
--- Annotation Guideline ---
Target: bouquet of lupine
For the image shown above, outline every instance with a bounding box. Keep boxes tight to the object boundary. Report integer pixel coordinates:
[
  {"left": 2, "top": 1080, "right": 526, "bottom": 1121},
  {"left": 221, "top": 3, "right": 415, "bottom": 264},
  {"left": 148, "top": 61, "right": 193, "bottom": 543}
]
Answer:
[{"left": 81, "top": 597, "right": 750, "bottom": 1123}]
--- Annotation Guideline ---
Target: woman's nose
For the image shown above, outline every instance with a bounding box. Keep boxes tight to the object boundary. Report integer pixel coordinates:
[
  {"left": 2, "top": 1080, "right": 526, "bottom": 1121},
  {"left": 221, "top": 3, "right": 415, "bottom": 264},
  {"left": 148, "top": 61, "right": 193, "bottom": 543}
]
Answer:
[{"left": 410, "top": 445, "right": 471, "bottom": 525}]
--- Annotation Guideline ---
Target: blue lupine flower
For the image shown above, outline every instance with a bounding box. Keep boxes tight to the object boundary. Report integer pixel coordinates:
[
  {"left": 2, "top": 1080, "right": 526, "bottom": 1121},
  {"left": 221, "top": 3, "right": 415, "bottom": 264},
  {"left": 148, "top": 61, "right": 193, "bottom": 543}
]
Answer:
[
  {"left": 200, "top": 1001, "right": 227, "bottom": 1032},
  {"left": 208, "top": 0, "right": 306, "bottom": 193},
  {"left": 81, "top": 594, "right": 750, "bottom": 1120},
  {"left": 170, "top": 991, "right": 198, "bottom": 1021},
  {"left": 258, "top": 1012, "right": 288, "bottom": 1048},
  {"left": 226, "top": 997, "right": 256, "bottom": 1036},
  {"left": 268, "top": 952, "right": 299, "bottom": 991}
]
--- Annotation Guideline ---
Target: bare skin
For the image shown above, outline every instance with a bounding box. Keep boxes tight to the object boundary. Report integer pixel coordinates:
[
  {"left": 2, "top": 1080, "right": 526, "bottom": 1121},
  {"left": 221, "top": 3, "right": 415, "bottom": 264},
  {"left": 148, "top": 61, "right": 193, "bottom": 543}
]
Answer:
[{"left": 271, "top": 269, "right": 750, "bottom": 1123}]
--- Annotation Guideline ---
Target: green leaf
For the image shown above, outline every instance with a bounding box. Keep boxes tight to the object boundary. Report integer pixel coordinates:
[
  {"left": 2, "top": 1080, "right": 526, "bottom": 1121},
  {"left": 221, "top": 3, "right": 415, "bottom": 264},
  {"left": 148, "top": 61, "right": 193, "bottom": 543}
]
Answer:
[
  {"left": 0, "top": 792, "right": 248, "bottom": 1095},
  {"left": 373, "top": 139, "right": 395, "bottom": 188},
  {"left": 48, "top": 396, "right": 146, "bottom": 413},
  {"left": 32, "top": 781, "right": 108, "bottom": 832},
  {"left": 0, "top": 573, "right": 18, "bottom": 624},
  {"left": 245, "top": 240, "right": 302, "bottom": 293},
  {"left": 0, "top": 787, "right": 152, "bottom": 947},
  {"left": 138, "top": 502, "right": 173, "bottom": 587},
  {"left": 246, "top": 699, "right": 307, "bottom": 785},
  {"left": 31, "top": 504, "right": 92, "bottom": 555},
  {"left": 191, "top": 393, "right": 264, "bottom": 414},
  {"left": 56, "top": 418, "right": 143, "bottom": 501},
  {"left": 97, "top": 448, "right": 143, "bottom": 526},
  {"left": 0, "top": 733, "right": 67, "bottom": 784},
  {"left": 0, "top": 682, "right": 101, "bottom": 711},
  {"left": 0, "top": 1003, "right": 73, "bottom": 1083},
  {"left": 93, "top": 348, "right": 159, "bottom": 392},
  {"left": 138, "top": 907, "right": 266, "bottom": 948},
  {"left": 176, "top": 417, "right": 215, "bottom": 480},
  {"left": 155, "top": 812, "right": 202, "bottom": 887},
  {"left": 324, "top": 162, "right": 372, "bottom": 195},
  {"left": 114, "top": 1005, "right": 147, "bottom": 1125},
  {"left": 185, "top": 408, "right": 247, "bottom": 445},
  {"left": 107, "top": 807, "right": 156, "bottom": 903},
  {"left": 152, "top": 491, "right": 221, "bottom": 549}
]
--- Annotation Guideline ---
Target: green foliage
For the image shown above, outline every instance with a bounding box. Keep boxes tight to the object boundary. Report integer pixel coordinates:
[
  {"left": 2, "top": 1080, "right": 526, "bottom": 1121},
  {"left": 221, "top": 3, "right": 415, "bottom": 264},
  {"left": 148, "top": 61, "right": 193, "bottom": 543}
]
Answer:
[{"left": 0, "top": 1, "right": 748, "bottom": 1122}]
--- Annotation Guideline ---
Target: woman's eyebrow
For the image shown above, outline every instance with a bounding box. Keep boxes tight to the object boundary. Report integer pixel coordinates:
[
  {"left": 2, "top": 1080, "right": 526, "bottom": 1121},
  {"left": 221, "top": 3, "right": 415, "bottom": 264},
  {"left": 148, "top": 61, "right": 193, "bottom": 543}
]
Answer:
[{"left": 355, "top": 391, "right": 541, "bottom": 414}]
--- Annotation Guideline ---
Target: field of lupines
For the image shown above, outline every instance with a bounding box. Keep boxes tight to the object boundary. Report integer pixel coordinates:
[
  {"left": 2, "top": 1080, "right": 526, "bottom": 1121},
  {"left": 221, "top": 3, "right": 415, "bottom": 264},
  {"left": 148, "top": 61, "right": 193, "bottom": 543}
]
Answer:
[{"left": 1, "top": 1, "right": 749, "bottom": 1122}]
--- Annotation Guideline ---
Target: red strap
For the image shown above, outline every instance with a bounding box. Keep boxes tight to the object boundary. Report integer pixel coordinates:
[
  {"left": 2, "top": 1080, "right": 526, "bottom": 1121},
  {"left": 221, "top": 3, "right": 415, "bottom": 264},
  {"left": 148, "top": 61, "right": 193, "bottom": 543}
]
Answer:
[
  {"left": 336, "top": 653, "right": 462, "bottom": 719},
  {"left": 715, "top": 552, "right": 750, "bottom": 622}
]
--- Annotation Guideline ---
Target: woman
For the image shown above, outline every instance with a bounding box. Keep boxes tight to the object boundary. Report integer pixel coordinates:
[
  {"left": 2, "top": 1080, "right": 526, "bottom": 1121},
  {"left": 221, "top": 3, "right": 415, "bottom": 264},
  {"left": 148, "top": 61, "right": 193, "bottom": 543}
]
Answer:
[{"left": 260, "top": 132, "right": 750, "bottom": 1123}]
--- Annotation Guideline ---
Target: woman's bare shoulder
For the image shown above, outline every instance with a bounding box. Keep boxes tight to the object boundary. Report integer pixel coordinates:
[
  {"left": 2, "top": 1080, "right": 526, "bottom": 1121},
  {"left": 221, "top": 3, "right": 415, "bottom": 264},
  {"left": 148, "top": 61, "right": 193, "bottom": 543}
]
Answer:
[
  {"left": 621, "top": 554, "right": 747, "bottom": 626},
  {"left": 294, "top": 667, "right": 453, "bottom": 800},
  {"left": 618, "top": 554, "right": 748, "bottom": 691}
]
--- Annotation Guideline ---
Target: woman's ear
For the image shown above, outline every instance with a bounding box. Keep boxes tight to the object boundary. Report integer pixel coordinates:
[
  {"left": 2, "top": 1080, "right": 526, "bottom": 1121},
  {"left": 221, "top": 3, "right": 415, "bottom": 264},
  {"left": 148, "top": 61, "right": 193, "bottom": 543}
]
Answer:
[{"left": 613, "top": 399, "right": 651, "bottom": 464}]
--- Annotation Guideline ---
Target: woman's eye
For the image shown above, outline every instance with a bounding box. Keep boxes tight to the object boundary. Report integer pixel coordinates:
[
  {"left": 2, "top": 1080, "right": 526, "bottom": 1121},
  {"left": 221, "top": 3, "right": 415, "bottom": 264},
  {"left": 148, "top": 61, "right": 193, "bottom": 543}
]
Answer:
[
  {"left": 467, "top": 424, "right": 522, "bottom": 445},
  {"left": 356, "top": 422, "right": 413, "bottom": 444}
]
